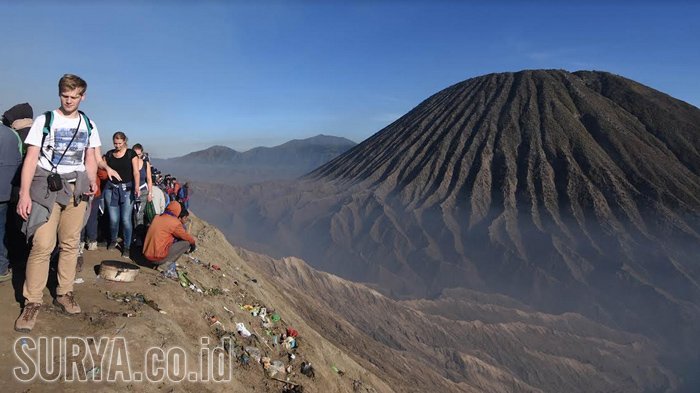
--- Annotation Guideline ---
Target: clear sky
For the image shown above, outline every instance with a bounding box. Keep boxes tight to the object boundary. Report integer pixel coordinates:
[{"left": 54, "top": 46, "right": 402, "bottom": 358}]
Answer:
[{"left": 1, "top": 1, "right": 698, "bottom": 158}]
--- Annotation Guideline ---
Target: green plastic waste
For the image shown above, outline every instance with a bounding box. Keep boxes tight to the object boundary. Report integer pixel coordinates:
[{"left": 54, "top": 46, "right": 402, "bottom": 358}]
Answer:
[
  {"left": 270, "top": 314, "right": 281, "bottom": 322},
  {"left": 178, "top": 271, "right": 192, "bottom": 288},
  {"left": 144, "top": 201, "right": 156, "bottom": 225}
]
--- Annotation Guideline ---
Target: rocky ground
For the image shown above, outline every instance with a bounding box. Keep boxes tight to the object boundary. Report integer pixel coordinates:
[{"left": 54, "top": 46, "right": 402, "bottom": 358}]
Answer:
[{"left": 0, "top": 216, "right": 391, "bottom": 393}]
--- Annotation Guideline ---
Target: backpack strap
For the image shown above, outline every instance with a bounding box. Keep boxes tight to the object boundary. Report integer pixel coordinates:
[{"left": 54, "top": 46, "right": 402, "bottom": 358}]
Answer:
[
  {"left": 41, "top": 110, "right": 54, "bottom": 150},
  {"left": 42, "top": 111, "right": 53, "bottom": 135},
  {"left": 78, "top": 110, "right": 93, "bottom": 138},
  {"left": 41, "top": 110, "right": 93, "bottom": 146}
]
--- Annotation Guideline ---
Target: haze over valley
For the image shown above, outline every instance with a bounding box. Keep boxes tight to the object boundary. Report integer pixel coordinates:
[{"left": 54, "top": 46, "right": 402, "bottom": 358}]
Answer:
[{"left": 184, "top": 69, "right": 700, "bottom": 391}]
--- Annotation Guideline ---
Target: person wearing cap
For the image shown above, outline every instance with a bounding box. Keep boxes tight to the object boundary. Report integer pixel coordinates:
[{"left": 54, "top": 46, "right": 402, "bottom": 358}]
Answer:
[
  {"left": 2, "top": 102, "right": 34, "bottom": 155},
  {"left": 142, "top": 201, "right": 196, "bottom": 266},
  {"left": 2, "top": 103, "right": 35, "bottom": 275}
]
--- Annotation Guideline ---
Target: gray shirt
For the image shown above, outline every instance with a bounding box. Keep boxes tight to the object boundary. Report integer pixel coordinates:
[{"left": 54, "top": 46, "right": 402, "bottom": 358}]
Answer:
[{"left": 0, "top": 124, "right": 22, "bottom": 202}]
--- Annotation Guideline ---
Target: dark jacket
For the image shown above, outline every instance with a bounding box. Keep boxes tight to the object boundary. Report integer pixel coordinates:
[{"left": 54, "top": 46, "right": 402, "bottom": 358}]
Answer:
[{"left": 0, "top": 124, "right": 22, "bottom": 202}]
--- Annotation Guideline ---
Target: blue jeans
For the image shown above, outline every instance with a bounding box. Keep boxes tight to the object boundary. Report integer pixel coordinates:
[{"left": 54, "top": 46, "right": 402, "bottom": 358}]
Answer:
[
  {"left": 0, "top": 202, "right": 8, "bottom": 275},
  {"left": 103, "top": 182, "right": 134, "bottom": 248},
  {"left": 81, "top": 194, "right": 101, "bottom": 242}
]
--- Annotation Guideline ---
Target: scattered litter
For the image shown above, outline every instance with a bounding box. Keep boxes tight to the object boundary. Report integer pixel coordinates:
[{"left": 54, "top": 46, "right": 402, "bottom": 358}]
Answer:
[
  {"left": 178, "top": 271, "right": 192, "bottom": 288},
  {"left": 114, "top": 322, "right": 127, "bottom": 335},
  {"left": 352, "top": 379, "right": 363, "bottom": 392},
  {"left": 223, "top": 306, "right": 235, "bottom": 315},
  {"left": 105, "top": 292, "right": 165, "bottom": 314},
  {"left": 210, "top": 320, "right": 225, "bottom": 337},
  {"left": 280, "top": 381, "right": 304, "bottom": 392},
  {"left": 300, "top": 362, "right": 315, "bottom": 378},
  {"left": 236, "top": 322, "right": 251, "bottom": 338},
  {"left": 74, "top": 278, "right": 85, "bottom": 284},
  {"left": 188, "top": 255, "right": 201, "bottom": 264},
  {"left": 86, "top": 366, "right": 101, "bottom": 380},
  {"left": 270, "top": 314, "right": 281, "bottom": 322},
  {"left": 265, "top": 359, "right": 286, "bottom": 378},
  {"left": 331, "top": 365, "right": 345, "bottom": 376},
  {"left": 284, "top": 336, "right": 297, "bottom": 350},
  {"left": 286, "top": 327, "right": 299, "bottom": 338},
  {"left": 244, "top": 346, "right": 261, "bottom": 362},
  {"left": 205, "top": 287, "right": 225, "bottom": 296}
]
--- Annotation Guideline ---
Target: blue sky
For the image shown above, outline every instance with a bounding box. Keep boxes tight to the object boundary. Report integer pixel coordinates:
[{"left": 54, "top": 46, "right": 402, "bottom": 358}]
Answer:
[{"left": 1, "top": 1, "right": 698, "bottom": 158}]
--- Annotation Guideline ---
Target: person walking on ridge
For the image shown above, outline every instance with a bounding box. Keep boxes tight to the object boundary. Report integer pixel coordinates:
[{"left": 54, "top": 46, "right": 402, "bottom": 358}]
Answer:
[{"left": 14, "top": 74, "right": 101, "bottom": 332}]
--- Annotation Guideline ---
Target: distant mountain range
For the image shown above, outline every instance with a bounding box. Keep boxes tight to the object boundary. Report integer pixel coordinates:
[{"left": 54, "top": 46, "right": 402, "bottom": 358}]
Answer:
[
  {"left": 151, "top": 134, "right": 356, "bottom": 184},
  {"left": 187, "top": 69, "right": 700, "bottom": 388}
]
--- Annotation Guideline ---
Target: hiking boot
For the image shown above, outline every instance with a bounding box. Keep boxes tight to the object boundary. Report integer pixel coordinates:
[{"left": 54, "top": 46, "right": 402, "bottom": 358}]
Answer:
[
  {"left": 121, "top": 247, "right": 131, "bottom": 259},
  {"left": 0, "top": 271, "right": 11, "bottom": 283},
  {"left": 53, "top": 292, "right": 81, "bottom": 314},
  {"left": 15, "top": 303, "right": 41, "bottom": 332},
  {"left": 87, "top": 241, "right": 98, "bottom": 251},
  {"left": 108, "top": 241, "right": 119, "bottom": 250}
]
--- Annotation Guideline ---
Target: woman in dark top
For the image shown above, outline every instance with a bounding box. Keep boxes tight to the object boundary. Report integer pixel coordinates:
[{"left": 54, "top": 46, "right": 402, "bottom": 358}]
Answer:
[{"left": 103, "top": 131, "right": 140, "bottom": 258}]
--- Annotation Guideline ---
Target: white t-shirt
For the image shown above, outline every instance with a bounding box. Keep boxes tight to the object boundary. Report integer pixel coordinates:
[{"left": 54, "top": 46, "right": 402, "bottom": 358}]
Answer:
[{"left": 25, "top": 110, "right": 101, "bottom": 174}]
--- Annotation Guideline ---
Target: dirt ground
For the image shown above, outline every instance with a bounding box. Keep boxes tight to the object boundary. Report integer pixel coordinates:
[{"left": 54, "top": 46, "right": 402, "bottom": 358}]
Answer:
[{"left": 0, "top": 216, "right": 390, "bottom": 393}]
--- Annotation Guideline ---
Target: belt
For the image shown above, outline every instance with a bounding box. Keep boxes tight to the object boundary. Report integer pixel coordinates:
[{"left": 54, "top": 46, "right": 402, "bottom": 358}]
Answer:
[{"left": 110, "top": 182, "right": 132, "bottom": 191}]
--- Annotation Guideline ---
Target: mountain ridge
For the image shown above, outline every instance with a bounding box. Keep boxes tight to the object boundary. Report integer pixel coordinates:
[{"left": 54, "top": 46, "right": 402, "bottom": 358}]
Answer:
[
  {"left": 151, "top": 134, "right": 356, "bottom": 185},
  {"left": 165, "top": 134, "right": 355, "bottom": 163},
  {"left": 189, "top": 70, "right": 700, "bottom": 382}
]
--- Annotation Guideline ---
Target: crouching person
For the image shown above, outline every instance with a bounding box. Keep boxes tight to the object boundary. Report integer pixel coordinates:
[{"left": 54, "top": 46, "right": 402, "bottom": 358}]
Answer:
[
  {"left": 15, "top": 74, "right": 100, "bottom": 332},
  {"left": 143, "top": 201, "right": 195, "bottom": 266}
]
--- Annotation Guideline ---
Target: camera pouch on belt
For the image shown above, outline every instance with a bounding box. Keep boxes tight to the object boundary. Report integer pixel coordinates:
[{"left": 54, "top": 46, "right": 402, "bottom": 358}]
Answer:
[
  {"left": 47, "top": 172, "right": 63, "bottom": 192},
  {"left": 44, "top": 113, "right": 82, "bottom": 193}
]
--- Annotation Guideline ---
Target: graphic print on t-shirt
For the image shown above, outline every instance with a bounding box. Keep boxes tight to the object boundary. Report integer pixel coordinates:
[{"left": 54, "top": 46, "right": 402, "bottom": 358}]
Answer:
[{"left": 50, "top": 127, "right": 88, "bottom": 167}]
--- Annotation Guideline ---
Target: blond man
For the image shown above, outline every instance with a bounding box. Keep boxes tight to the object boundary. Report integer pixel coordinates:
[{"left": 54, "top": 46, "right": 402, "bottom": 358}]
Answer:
[{"left": 15, "top": 74, "right": 101, "bottom": 332}]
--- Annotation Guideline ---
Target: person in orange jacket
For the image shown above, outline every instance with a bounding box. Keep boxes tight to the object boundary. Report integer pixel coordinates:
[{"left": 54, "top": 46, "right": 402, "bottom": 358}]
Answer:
[{"left": 142, "top": 201, "right": 195, "bottom": 265}]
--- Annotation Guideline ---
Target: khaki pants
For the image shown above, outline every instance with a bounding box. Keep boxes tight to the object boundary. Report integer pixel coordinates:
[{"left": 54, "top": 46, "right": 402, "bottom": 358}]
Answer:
[{"left": 23, "top": 199, "right": 87, "bottom": 304}]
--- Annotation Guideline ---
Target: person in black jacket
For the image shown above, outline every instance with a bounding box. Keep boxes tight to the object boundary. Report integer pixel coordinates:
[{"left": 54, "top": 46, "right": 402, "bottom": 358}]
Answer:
[{"left": 0, "top": 122, "right": 22, "bottom": 282}]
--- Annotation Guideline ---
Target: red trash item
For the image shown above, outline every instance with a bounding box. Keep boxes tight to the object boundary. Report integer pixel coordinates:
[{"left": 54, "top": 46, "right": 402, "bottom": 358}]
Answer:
[{"left": 286, "top": 327, "right": 299, "bottom": 338}]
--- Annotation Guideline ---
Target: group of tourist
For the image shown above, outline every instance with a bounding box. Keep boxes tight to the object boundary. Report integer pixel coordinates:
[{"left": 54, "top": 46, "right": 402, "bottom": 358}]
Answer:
[{"left": 1, "top": 74, "right": 196, "bottom": 332}]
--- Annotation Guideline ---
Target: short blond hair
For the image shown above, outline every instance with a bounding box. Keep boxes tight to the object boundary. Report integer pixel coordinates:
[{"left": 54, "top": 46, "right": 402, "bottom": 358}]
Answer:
[{"left": 58, "top": 74, "right": 87, "bottom": 95}]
